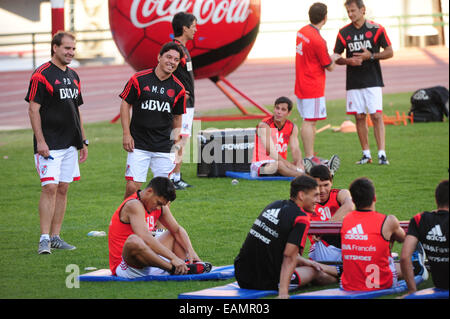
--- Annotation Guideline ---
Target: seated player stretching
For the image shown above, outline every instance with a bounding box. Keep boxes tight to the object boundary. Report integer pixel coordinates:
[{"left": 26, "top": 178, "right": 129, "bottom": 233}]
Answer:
[
  {"left": 340, "top": 177, "right": 427, "bottom": 291},
  {"left": 400, "top": 179, "right": 448, "bottom": 295},
  {"left": 251, "top": 96, "right": 339, "bottom": 178},
  {"left": 307, "top": 165, "right": 354, "bottom": 262},
  {"left": 108, "top": 177, "right": 211, "bottom": 278}
]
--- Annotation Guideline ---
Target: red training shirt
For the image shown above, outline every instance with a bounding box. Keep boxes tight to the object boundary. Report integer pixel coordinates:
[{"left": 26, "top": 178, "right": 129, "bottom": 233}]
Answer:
[{"left": 295, "top": 24, "right": 332, "bottom": 99}]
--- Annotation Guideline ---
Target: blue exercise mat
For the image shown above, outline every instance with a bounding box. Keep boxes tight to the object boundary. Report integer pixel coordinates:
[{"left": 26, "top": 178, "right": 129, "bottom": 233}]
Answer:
[
  {"left": 178, "top": 282, "right": 301, "bottom": 299},
  {"left": 225, "top": 171, "right": 294, "bottom": 181},
  {"left": 78, "top": 265, "right": 234, "bottom": 282},
  {"left": 404, "top": 288, "right": 449, "bottom": 299},
  {"left": 291, "top": 276, "right": 424, "bottom": 299},
  {"left": 178, "top": 282, "right": 278, "bottom": 299}
]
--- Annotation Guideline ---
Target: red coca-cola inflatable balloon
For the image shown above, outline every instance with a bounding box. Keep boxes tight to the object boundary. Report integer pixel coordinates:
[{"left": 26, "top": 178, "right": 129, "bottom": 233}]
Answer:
[{"left": 109, "top": 0, "right": 260, "bottom": 79}]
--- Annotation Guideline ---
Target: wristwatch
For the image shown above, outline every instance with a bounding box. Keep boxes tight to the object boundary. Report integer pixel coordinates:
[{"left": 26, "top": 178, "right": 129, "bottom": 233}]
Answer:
[
  {"left": 370, "top": 52, "right": 375, "bottom": 61},
  {"left": 83, "top": 139, "right": 89, "bottom": 147}
]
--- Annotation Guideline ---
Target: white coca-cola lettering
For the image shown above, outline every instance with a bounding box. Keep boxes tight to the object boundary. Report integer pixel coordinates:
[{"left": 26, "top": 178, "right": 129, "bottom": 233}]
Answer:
[{"left": 130, "top": 0, "right": 251, "bottom": 28}]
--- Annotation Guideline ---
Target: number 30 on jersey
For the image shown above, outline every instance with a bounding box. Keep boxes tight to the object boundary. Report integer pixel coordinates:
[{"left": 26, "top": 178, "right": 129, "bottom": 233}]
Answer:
[{"left": 317, "top": 206, "right": 332, "bottom": 221}]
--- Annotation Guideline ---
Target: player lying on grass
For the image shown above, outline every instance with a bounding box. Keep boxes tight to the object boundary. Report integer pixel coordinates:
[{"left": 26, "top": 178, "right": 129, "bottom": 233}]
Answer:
[{"left": 108, "top": 176, "right": 211, "bottom": 278}]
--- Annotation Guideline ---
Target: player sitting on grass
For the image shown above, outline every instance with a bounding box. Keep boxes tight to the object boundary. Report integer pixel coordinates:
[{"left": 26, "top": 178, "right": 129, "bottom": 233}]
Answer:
[
  {"left": 108, "top": 176, "right": 211, "bottom": 278},
  {"left": 340, "top": 177, "right": 428, "bottom": 291},
  {"left": 400, "top": 179, "right": 448, "bottom": 295},
  {"left": 234, "top": 175, "right": 343, "bottom": 299},
  {"left": 307, "top": 164, "right": 354, "bottom": 262},
  {"left": 251, "top": 96, "right": 340, "bottom": 178}
]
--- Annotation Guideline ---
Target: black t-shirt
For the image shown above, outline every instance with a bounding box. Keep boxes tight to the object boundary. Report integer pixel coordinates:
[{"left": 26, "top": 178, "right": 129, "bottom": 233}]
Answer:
[
  {"left": 25, "top": 61, "right": 84, "bottom": 153},
  {"left": 334, "top": 20, "right": 391, "bottom": 90},
  {"left": 234, "top": 200, "right": 310, "bottom": 290},
  {"left": 173, "top": 39, "right": 195, "bottom": 108},
  {"left": 119, "top": 69, "right": 186, "bottom": 153},
  {"left": 407, "top": 210, "right": 449, "bottom": 289}
]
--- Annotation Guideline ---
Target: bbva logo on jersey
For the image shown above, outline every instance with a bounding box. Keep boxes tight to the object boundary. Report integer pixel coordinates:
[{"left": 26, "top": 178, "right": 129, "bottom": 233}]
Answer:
[
  {"left": 141, "top": 100, "right": 171, "bottom": 113},
  {"left": 348, "top": 40, "right": 373, "bottom": 52},
  {"left": 59, "top": 88, "right": 79, "bottom": 100},
  {"left": 275, "top": 132, "right": 288, "bottom": 153}
]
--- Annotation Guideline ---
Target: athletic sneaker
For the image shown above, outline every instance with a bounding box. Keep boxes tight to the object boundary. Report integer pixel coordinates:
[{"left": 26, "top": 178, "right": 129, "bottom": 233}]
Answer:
[
  {"left": 356, "top": 155, "right": 373, "bottom": 165},
  {"left": 38, "top": 239, "right": 51, "bottom": 254},
  {"left": 412, "top": 243, "right": 429, "bottom": 281},
  {"left": 311, "top": 156, "right": 323, "bottom": 165},
  {"left": 177, "top": 177, "right": 193, "bottom": 188},
  {"left": 170, "top": 262, "right": 212, "bottom": 275},
  {"left": 50, "top": 236, "right": 76, "bottom": 250},
  {"left": 327, "top": 154, "right": 340, "bottom": 176},
  {"left": 172, "top": 179, "right": 186, "bottom": 190},
  {"left": 186, "top": 261, "right": 213, "bottom": 274},
  {"left": 378, "top": 155, "right": 390, "bottom": 165},
  {"left": 303, "top": 157, "right": 314, "bottom": 174}
]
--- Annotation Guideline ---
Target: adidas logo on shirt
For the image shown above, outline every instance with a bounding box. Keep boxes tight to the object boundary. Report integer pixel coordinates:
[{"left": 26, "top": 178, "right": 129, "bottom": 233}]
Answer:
[
  {"left": 426, "top": 225, "right": 447, "bottom": 242},
  {"left": 345, "top": 224, "right": 368, "bottom": 240}
]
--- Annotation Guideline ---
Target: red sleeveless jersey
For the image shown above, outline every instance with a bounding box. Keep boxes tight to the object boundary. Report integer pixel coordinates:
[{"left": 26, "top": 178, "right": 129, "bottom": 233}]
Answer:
[
  {"left": 252, "top": 116, "right": 294, "bottom": 162},
  {"left": 108, "top": 191, "right": 162, "bottom": 275},
  {"left": 307, "top": 189, "right": 341, "bottom": 245},
  {"left": 341, "top": 210, "right": 392, "bottom": 291},
  {"left": 311, "top": 189, "right": 341, "bottom": 222}
]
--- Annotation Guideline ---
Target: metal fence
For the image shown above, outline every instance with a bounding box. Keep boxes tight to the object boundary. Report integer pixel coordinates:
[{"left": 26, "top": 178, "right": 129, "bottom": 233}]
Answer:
[
  {"left": 0, "top": 13, "right": 447, "bottom": 70},
  {"left": 0, "top": 29, "right": 113, "bottom": 69}
]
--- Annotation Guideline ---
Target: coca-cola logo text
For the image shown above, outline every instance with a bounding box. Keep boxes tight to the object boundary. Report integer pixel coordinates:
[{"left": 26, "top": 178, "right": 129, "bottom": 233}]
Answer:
[
  {"left": 109, "top": 0, "right": 260, "bottom": 78},
  {"left": 130, "top": 0, "right": 251, "bottom": 28}
]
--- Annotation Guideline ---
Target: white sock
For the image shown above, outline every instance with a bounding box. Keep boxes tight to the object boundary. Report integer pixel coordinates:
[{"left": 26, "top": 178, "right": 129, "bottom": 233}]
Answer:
[
  {"left": 363, "top": 150, "right": 371, "bottom": 158},
  {"left": 172, "top": 173, "right": 181, "bottom": 182},
  {"left": 378, "top": 150, "right": 386, "bottom": 158},
  {"left": 40, "top": 234, "right": 50, "bottom": 242}
]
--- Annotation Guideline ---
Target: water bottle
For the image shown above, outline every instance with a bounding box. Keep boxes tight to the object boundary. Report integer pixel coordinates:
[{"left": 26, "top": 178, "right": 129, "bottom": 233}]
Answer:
[{"left": 87, "top": 231, "right": 106, "bottom": 237}]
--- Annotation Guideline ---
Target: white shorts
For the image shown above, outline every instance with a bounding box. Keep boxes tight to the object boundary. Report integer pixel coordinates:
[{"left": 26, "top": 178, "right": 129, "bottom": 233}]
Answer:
[
  {"left": 309, "top": 241, "right": 342, "bottom": 262},
  {"left": 250, "top": 160, "right": 276, "bottom": 178},
  {"left": 296, "top": 97, "right": 327, "bottom": 121},
  {"left": 34, "top": 146, "right": 80, "bottom": 186},
  {"left": 346, "top": 87, "right": 383, "bottom": 115},
  {"left": 180, "top": 107, "right": 195, "bottom": 137},
  {"left": 115, "top": 257, "right": 170, "bottom": 279},
  {"left": 125, "top": 149, "right": 176, "bottom": 183}
]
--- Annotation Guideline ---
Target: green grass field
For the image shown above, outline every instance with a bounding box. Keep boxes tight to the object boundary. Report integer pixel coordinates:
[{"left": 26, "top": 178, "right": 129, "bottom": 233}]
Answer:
[{"left": 0, "top": 92, "right": 448, "bottom": 299}]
